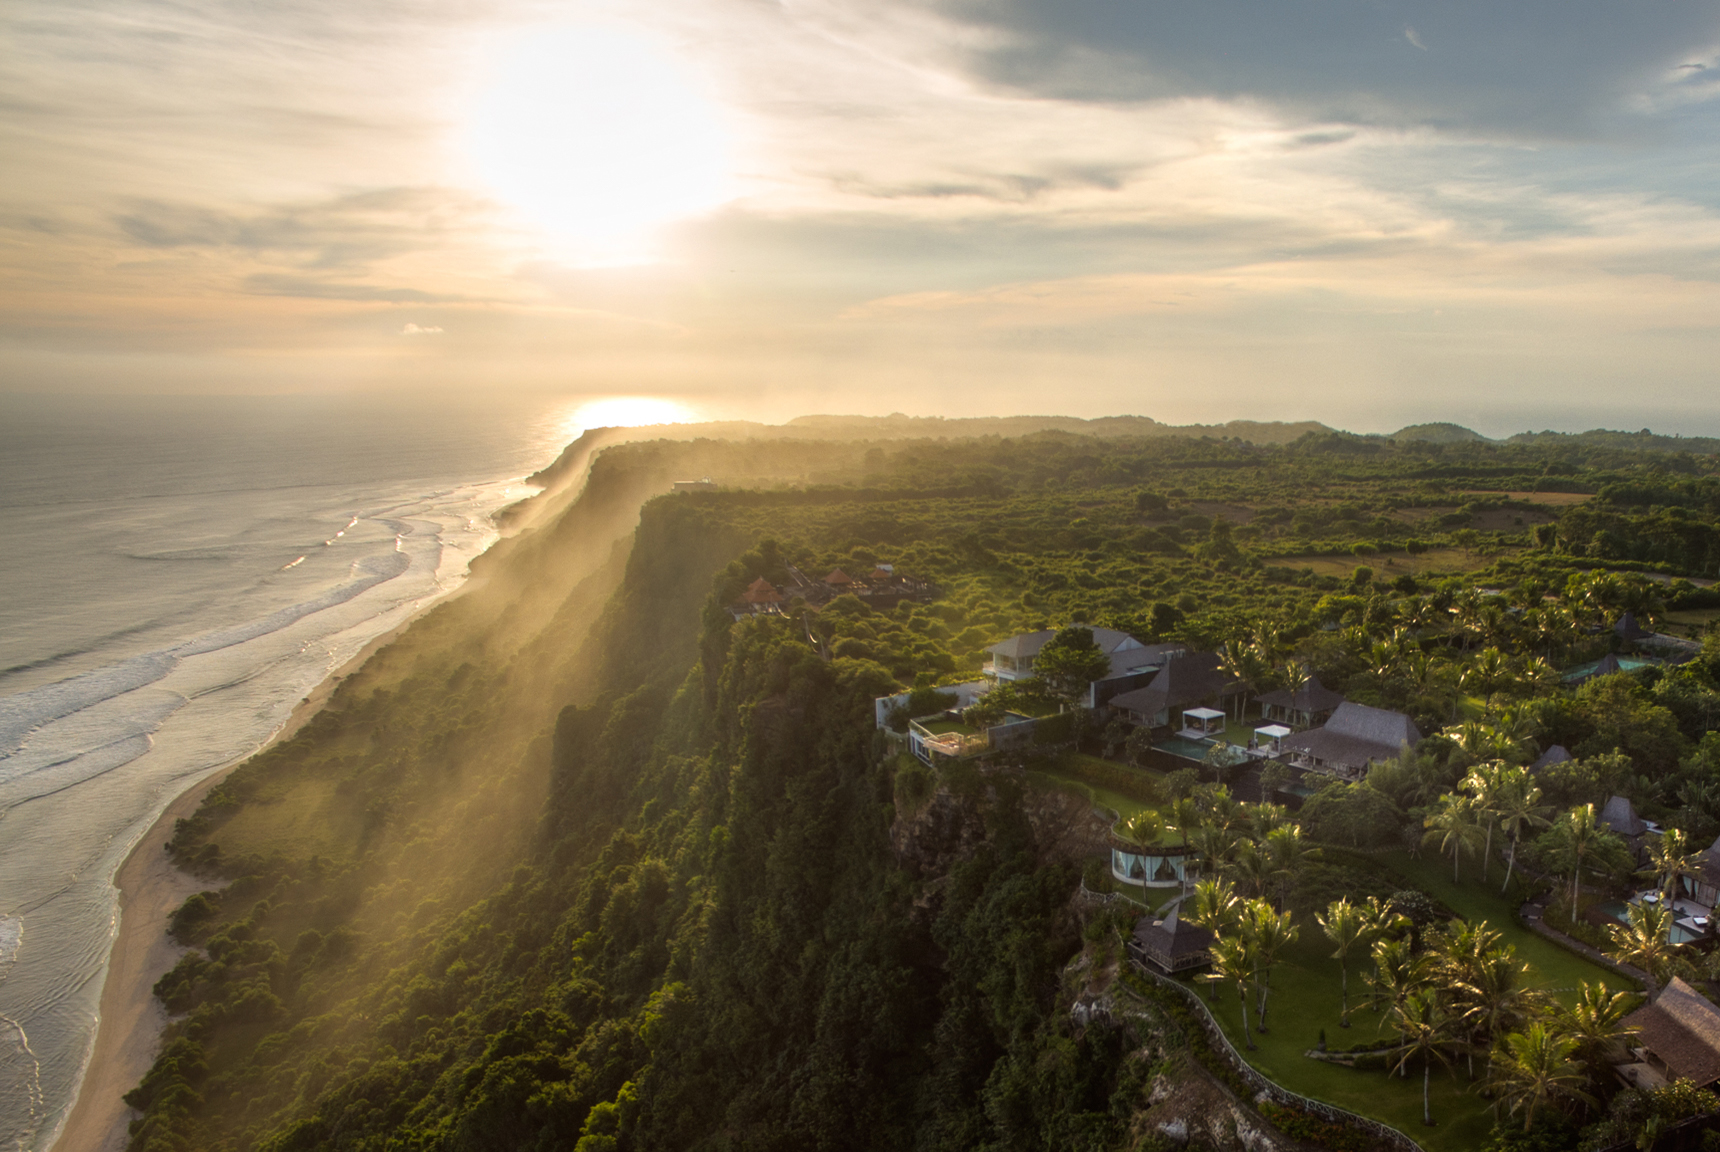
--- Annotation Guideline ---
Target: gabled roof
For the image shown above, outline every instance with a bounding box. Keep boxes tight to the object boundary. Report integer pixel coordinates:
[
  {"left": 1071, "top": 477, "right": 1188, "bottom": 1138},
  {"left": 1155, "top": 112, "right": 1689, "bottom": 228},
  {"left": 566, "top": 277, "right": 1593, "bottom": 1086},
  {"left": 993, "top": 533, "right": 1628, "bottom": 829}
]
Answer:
[
  {"left": 1101, "top": 642, "right": 1188, "bottom": 679},
  {"left": 1108, "top": 652, "right": 1237, "bottom": 717},
  {"left": 986, "top": 627, "right": 1142, "bottom": 660},
  {"left": 1600, "top": 794, "right": 1646, "bottom": 837},
  {"left": 1625, "top": 977, "right": 1720, "bottom": 1086},
  {"left": 1256, "top": 675, "right": 1346, "bottom": 714},
  {"left": 1616, "top": 612, "right": 1654, "bottom": 641},
  {"left": 1280, "top": 701, "right": 1420, "bottom": 770},
  {"left": 742, "top": 577, "right": 784, "bottom": 604},
  {"left": 1531, "top": 744, "right": 1572, "bottom": 771}
]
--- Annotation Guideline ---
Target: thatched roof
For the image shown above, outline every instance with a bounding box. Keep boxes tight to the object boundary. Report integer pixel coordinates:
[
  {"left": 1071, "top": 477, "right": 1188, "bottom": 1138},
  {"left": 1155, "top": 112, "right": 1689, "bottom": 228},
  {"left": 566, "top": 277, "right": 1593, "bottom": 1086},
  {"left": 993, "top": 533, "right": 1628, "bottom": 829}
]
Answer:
[
  {"left": 825, "top": 568, "right": 854, "bottom": 585},
  {"left": 1256, "top": 676, "right": 1346, "bottom": 714},
  {"left": 1131, "top": 908, "right": 1214, "bottom": 974},
  {"left": 1615, "top": 612, "right": 1654, "bottom": 642},
  {"left": 1108, "top": 652, "right": 1237, "bottom": 718},
  {"left": 1625, "top": 977, "right": 1720, "bottom": 1086},
  {"left": 1102, "top": 642, "right": 1187, "bottom": 679},
  {"left": 1600, "top": 794, "right": 1646, "bottom": 837},
  {"left": 1280, "top": 702, "right": 1420, "bottom": 770},
  {"left": 1531, "top": 744, "right": 1572, "bottom": 771},
  {"left": 742, "top": 577, "right": 784, "bottom": 604}
]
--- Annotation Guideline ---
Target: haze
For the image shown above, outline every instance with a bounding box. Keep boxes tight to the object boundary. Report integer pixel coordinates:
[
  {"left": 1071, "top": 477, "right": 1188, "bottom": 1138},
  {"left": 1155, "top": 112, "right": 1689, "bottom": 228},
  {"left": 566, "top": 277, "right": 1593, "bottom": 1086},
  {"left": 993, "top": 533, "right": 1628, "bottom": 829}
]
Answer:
[{"left": 7, "top": 0, "right": 1720, "bottom": 436}]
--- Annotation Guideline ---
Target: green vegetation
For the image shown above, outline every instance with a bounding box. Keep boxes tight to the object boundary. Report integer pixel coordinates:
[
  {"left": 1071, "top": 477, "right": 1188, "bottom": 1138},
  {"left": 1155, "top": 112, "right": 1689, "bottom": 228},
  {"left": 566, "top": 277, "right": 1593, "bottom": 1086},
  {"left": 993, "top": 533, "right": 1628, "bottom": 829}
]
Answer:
[{"left": 119, "top": 427, "right": 1720, "bottom": 1152}]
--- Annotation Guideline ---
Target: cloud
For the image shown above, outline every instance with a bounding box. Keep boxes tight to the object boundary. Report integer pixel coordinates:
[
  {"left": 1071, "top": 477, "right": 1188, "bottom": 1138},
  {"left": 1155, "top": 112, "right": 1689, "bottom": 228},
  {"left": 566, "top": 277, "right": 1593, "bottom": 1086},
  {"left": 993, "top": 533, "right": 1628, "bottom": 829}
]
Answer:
[
  {"left": 1404, "top": 27, "right": 1427, "bottom": 51},
  {"left": 400, "top": 322, "right": 443, "bottom": 335},
  {"left": 243, "top": 274, "right": 458, "bottom": 303}
]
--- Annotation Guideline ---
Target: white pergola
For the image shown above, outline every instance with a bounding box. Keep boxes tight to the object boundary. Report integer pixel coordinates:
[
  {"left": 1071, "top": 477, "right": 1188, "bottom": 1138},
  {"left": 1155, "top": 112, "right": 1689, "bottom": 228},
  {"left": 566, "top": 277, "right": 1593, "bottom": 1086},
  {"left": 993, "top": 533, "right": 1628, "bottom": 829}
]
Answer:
[
  {"left": 1254, "top": 723, "right": 1292, "bottom": 755},
  {"left": 1180, "top": 707, "right": 1225, "bottom": 740}
]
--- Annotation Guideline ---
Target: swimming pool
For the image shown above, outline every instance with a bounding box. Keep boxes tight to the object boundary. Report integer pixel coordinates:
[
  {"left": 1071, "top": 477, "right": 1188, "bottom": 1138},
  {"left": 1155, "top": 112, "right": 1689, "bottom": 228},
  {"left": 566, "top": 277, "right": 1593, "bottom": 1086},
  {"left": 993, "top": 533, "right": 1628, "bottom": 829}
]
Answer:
[
  {"left": 1155, "top": 736, "right": 1215, "bottom": 761},
  {"left": 1593, "top": 899, "right": 1704, "bottom": 944}
]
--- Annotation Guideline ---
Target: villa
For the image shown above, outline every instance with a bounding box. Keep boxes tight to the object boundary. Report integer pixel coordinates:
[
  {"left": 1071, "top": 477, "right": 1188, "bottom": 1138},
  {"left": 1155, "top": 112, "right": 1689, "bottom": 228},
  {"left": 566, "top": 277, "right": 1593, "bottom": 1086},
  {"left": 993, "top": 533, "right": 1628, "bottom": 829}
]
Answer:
[
  {"left": 1254, "top": 675, "right": 1345, "bottom": 731},
  {"left": 1618, "top": 977, "right": 1720, "bottom": 1092},
  {"left": 984, "top": 626, "right": 1147, "bottom": 682},
  {"left": 1127, "top": 908, "right": 1213, "bottom": 975},
  {"left": 1278, "top": 701, "right": 1420, "bottom": 781},
  {"left": 1106, "top": 652, "right": 1240, "bottom": 730}
]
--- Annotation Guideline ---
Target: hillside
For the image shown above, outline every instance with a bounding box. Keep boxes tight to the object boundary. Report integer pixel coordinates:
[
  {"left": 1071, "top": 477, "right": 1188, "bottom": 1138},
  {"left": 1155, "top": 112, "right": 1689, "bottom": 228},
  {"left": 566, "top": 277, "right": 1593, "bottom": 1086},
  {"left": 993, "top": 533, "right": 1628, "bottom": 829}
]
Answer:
[{"left": 117, "top": 428, "right": 1720, "bottom": 1152}]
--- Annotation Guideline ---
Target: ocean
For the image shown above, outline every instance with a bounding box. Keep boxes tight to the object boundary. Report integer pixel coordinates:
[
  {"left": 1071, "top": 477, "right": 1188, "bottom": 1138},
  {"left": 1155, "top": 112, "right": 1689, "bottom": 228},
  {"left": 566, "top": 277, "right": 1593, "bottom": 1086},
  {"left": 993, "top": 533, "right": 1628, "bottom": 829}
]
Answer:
[{"left": 0, "top": 392, "right": 583, "bottom": 1151}]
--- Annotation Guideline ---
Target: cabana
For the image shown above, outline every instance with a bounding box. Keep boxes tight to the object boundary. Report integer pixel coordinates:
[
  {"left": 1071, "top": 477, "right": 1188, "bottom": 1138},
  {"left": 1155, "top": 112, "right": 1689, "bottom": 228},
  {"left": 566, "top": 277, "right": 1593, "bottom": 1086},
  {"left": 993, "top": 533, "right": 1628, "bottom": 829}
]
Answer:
[
  {"left": 1251, "top": 724, "right": 1292, "bottom": 758},
  {"left": 1179, "top": 707, "right": 1225, "bottom": 741}
]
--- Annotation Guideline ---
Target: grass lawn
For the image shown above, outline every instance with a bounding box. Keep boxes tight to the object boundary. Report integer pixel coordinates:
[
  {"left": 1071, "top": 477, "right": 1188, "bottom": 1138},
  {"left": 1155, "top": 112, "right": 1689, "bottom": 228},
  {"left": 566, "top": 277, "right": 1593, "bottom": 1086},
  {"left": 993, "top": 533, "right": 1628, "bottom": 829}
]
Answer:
[
  {"left": 1188, "top": 850, "right": 1634, "bottom": 1151},
  {"left": 1028, "top": 766, "right": 1157, "bottom": 821}
]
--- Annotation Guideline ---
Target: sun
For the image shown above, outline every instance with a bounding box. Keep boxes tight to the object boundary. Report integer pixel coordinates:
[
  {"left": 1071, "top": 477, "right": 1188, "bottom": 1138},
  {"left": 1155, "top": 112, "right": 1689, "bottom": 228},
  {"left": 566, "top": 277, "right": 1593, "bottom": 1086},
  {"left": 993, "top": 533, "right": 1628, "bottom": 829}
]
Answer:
[
  {"left": 563, "top": 396, "right": 697, "bottom": 438},
  {"left": 461, "top": 23, "right": 736, "bottom": 261}
]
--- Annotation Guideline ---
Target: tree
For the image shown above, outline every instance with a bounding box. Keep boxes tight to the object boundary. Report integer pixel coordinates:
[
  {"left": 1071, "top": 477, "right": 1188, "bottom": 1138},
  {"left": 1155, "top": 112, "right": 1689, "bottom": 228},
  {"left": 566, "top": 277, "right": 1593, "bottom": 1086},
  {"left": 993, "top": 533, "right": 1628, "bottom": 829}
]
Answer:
[
  {"left": 1264, "top": 824, "right": 1320, "bottom": 908},
  {"left": 1317, "top": 898, "right": 1366, "bottom": 1028},
  {"left": 1495, "top": 771, "right": 1552, "bottom": 894},
  {"left": 1032, "top": 627, "right": 1111, "bottom": 701},
  {"left": 1423, "top": 793, "right": 1486, "bottom": 883},
  {"left": 1560, "top": 981, "right": 1640, "bottom": 1076},
  {"left": 1487, "top": 1023, "right": 1594, "bottom": 1133},
  {"left": 1460, "top": 761, "right": 1512, "bottom": 882},
  {"left": 1204, "top": 935, "right": 1259, "bottom": 1049},
  {"left": 1606, "top": 900, "right": 1679, "bottom": 985},
  {"left": 1642, "top": 828, "right": 1701, "bottom": 904},
  {"left": 1258, "top": 760, "right": 1289, "bottom": 801},
  {"left": 1389, "top": 989, "right": 1457, "bottom": 1127},
  {"left": 1543, "top": 803, "right": 1618, "bottom": 913},
  {"left": 1244, "top": 899, "right": 1297, "bottom": 1032},
  {"left": 1115, "top": 811, "right": 1166, "bottom": 908},
  {"left": 1229, "top": 839, "right": 1275, "bottom": 902},
  {"left": 1367, "top": 936, "right": 1432, "bottom": 1018}
]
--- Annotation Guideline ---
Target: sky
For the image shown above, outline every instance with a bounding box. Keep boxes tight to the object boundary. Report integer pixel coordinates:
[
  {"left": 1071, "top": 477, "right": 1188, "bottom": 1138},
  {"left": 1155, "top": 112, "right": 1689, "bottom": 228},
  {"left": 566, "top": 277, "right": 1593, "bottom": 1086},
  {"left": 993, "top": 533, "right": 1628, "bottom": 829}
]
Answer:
[{"left": 7, "top": 0, "right": 1720, "bottom": 436}]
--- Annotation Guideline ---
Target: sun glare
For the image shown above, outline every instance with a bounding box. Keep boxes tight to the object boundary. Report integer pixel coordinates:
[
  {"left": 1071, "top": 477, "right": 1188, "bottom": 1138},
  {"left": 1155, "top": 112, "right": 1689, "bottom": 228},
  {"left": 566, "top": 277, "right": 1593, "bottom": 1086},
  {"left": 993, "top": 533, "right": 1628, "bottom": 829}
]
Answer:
[
  {"left": 563, "top": 396, "right": 697, "bottom": 438},
  {"left": 461, "top": 24, "right": 735, "bottom": 261}
]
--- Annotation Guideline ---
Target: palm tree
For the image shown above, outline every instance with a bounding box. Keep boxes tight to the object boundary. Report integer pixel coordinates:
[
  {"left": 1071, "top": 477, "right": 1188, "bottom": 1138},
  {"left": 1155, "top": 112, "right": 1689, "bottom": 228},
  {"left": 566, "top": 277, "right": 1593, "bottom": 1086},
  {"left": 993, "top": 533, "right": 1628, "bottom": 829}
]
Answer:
[
  {"left": 1560, "top": 981, "right": 1640, "bottom": 1074},
  {"left": 1487, "top": 1023, "right": 1595, "bottom": 1133},
  {"left": 1367, "top": 935, "right": 1431, "bottom": 1018},
  {"left": 1642, "top": 828, "right": 1701, "bottom": 904},
  {"left": 1188, "top": 823, "right": 1237, "bottom": 880},
  {"left": 1229, "top": 839, "right": 1275, "bottom": 902},
  {"left": 1452, "top": 947, "right": 1542, "bottom": 1079},
  {"left": 1423, "top": 793, "right": 1486, "bottom": 883},
  {"left": 1116, "top": 811, "right": 1166, "bottom": 908},
  {"left": 1606, "top": 899, "right": 1679, "bottom": 985},
  {"left": 1460, "top": 761, "right": 1511, "bottom": 883},
  {"left": 1264, "top": 824, "right": 1320, "bottom": 909},
  {"left": 1243, "top": 801, "right": 1291, "bottom": 840},
  {"left": 1318, "top": 898, "right": 1366, "bottom": 1028},
  {"left": 1554, "top": 804, "right": 1603, "bottom": 914},
  {"left": 1495, "top": 772, "right": 1552, "bottom": 895},
  {"left": 1244, "top": 898, "right": 1297, "bottom": 1032},
  {"left": 1389, "top": 989, "right": 1457, "bottom": 1127},
  {"left": 1187, "top": 878, "right": 1240, "bottom": 1000},
  {"left": 1204, "top": 935, "right": 1258, "bottom": 1049}
]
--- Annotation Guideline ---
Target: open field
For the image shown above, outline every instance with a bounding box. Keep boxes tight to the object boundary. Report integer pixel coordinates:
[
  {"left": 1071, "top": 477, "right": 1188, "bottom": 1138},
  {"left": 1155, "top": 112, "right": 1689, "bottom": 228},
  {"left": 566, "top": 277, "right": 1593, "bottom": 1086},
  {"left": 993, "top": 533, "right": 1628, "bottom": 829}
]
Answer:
[
  {"left": 1462, "top": 490, "right": 1593, "bottom": 506},
  {"left": 1262, "top": 548, "right": 1494, "bottom": 579}
]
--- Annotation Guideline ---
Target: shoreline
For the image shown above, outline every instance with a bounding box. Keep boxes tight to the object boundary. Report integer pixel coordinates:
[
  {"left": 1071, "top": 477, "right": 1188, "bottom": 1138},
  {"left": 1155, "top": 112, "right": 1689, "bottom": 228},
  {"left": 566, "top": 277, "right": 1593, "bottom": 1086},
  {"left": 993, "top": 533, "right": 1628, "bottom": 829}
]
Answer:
[{"left": 45, "top": 609, "right": 433, "bottom": 1152}]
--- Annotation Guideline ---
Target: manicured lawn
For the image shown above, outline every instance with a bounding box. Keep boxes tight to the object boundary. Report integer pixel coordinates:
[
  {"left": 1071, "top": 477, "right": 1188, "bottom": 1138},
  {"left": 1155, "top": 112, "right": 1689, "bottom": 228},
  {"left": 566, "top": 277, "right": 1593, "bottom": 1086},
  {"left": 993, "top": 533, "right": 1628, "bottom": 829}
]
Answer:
[{"left": 1186, "top": 850, "right": 1634, "bottom": 1151}]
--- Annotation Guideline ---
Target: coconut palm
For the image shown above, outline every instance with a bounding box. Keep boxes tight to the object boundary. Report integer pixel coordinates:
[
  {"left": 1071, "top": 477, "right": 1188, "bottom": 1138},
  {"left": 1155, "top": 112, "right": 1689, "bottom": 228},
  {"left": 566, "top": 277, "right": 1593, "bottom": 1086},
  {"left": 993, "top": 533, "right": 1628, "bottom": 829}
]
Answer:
[
  {"left": 1642, "top": 827, "right": 1701, "bottom": 904},
  {"left": 1487, "top": 1023, "right": 1594, "bottom": 1133},
  {"left": 1244, "top": 898, "right": 1297, "bottom": 1033},
  {"left": 1264, "top": 824, "right": 1321, "bottom": 908},
  {"left": 1423, "top": 793, "right": 1487, "bottom": 884},
  {"left": 1460, "top": 761, "right": 1511, "bottom": 883},
  {"left": 1187, "top": 877, "right": 1240, "bottom": 1000},
  {"left": 1116, "top": 811, "right": 1166, "bottom": 908},
  {"left": 1389, "top": 989, "right": 1458, "bottom": 1127},
  {"left": 1551, "top": 804, "right": 1604, "bottom": 913},
  {"left": 1452, "top": 947, "right": 1542, "bottom": 1079},
  {"left": 1367, "top": 935, "right": 1432, "bottom": 1018},
  {"left": 1317, "top": 897, "right": 1366, "bottom": 1028},
  {"left": 1242, "top": 801, "right": 1291, "bottom": 840},
  {"left": 1229, "top": 839, "right": 1276, "bottom": 902},
  {"left": 1560, "top": 981, "right": 1640, "bottom": 1073},
  {"left": 1204, "top": 935, "right": 1258, "bottom": 1049},
  {"left": 1606, "top": 899, "right": 1679, "bottom": 985},
  {"left": 1495, "top": 772, "right": 1552, "bottom": 895},
  {"left": 1187, "top": 822, "right": 1237, "bottom": 880}
]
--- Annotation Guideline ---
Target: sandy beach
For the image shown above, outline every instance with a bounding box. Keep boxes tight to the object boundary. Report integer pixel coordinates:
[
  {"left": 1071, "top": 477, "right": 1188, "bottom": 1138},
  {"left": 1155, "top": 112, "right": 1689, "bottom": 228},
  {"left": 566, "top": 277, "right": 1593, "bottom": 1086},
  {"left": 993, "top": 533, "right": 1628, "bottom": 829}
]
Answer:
[{"left": 47, "top": 623, "right": 409, "bottom": 1152}]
